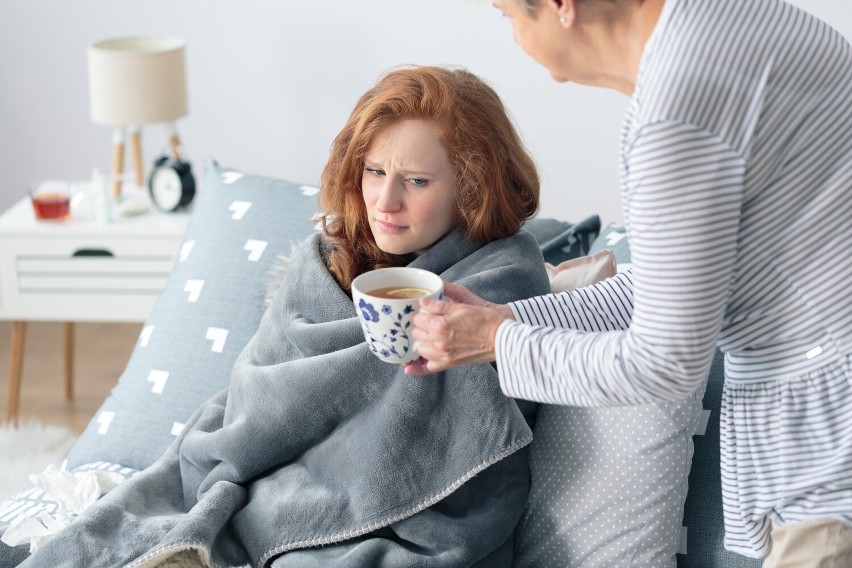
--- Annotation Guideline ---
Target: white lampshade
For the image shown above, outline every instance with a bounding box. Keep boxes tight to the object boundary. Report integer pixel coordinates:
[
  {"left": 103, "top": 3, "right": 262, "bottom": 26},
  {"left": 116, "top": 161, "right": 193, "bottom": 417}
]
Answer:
[{"left": 88, "top": 36, "right": 188, "bottom": 126}]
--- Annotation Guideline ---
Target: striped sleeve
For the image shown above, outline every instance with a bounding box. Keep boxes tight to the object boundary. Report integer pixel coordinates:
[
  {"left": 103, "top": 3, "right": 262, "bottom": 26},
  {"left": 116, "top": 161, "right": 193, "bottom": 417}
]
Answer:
[
  {"left": 510, "top": 270, "right": 635, "bottom": 333},
  {"left": 496, "top": 122, "right": 746, "bottom": 406}
]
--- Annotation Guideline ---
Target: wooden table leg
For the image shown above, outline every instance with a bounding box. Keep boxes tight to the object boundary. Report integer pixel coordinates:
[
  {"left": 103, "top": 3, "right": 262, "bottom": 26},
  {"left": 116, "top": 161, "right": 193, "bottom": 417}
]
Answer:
[
  {"left": 5, "top": 321, "right": 26, "bottom": 426},
  {"left": 63, "top": 322, "right": 74, "bottom": 400}
]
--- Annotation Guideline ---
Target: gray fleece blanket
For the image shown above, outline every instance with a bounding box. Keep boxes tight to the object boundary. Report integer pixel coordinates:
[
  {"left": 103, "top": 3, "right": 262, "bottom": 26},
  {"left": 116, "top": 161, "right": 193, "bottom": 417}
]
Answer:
[{"left": 17, "top": 229, "right": 549, "bottom": 568}]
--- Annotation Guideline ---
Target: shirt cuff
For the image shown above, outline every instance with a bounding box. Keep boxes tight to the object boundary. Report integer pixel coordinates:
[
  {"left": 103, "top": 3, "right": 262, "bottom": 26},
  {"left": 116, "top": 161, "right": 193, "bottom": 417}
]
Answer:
[{"left": 495, "top": 319, "right": 529, "bottom": 401}]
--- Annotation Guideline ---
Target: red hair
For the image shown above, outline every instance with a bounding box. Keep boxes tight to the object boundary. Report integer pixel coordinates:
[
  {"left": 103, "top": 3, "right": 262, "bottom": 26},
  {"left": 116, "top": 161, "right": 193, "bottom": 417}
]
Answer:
[{"left": 319, "top": 65, "right": 539, "bottom": 290}]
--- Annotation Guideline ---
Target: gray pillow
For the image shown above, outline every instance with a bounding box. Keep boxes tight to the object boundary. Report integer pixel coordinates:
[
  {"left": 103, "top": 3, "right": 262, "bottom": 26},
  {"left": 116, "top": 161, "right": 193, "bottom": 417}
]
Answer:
[
  {"left": 523, "top": 215, "right": 601, "bottom": 265},
  {"left": 65, "top": 158, "right": 320, "bottom": 471},
  {"left": 588, "top": 223, "right": 631, "bottom": 266},
  {"left": 515, "top": 222, "right": 708, "bottom": 567},
  {"left": 678, "top": 353, "right": 760, "bottom": 568},
  {"left": 515, "top": 394, "right": 704, "bottom": 567}
]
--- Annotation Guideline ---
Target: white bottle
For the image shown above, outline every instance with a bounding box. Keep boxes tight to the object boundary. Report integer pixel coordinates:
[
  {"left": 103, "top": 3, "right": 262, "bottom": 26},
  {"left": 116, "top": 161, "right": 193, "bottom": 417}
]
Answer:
[{"left": 92, "top": 169, "right": 112, "bottom": 225}]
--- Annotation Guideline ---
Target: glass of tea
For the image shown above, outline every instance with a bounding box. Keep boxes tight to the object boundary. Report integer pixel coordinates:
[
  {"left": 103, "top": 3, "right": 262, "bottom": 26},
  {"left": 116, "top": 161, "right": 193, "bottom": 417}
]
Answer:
[
  {"left": 29, "top": 181, "right": 71, "bottom": 221},
  {"left": 351, "top": 267, "right": 444, "bottom": 364}
]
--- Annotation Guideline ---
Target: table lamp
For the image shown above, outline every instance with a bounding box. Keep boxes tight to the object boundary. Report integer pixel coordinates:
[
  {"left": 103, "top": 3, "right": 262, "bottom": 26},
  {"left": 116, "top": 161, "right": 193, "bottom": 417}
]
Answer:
[{"left": 88, "top": 36, "right": 188, "bottom": 200}]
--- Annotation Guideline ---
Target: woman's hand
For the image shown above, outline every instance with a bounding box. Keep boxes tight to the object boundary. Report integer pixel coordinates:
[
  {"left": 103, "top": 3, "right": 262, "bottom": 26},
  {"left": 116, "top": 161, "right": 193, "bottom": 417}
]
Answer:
[{"left": 404, "top": 281, "right": 515, "bottom": 375}]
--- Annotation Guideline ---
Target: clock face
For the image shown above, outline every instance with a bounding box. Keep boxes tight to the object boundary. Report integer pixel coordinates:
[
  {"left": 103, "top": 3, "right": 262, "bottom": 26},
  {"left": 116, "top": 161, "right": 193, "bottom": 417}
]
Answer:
[{"left": 151, "top": 166, "right": 183, "bottom": 211}]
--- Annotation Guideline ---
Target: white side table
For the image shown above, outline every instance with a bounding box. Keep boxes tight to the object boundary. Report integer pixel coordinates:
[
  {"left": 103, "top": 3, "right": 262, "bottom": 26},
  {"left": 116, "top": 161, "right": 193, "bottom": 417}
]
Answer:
[{"left": 0, "top": 197, "right": 189, "bottom": 424}]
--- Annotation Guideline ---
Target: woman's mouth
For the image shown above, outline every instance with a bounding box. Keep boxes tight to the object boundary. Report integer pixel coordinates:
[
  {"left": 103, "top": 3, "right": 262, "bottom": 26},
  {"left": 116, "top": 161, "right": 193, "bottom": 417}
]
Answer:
[{"left": 375, "top": 220, "right": 408, "bottom": 234}]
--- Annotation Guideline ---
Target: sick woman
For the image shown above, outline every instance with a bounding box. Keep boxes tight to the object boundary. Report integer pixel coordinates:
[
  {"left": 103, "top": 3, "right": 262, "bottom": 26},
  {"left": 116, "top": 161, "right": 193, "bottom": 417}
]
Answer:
[{"left": 9, "top": 66, "right": 550, "bottom": 567}]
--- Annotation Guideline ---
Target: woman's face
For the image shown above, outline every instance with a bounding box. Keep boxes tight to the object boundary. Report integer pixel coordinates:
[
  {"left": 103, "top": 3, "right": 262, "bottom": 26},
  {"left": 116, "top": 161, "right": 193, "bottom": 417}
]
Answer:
[{"left": 362, "top": 119, "right": 458, "bottom": 256}]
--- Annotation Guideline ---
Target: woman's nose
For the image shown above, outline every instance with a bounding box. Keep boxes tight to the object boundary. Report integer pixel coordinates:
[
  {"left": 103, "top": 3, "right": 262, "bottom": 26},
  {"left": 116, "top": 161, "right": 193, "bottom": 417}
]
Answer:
[{"left": 376, "top": 179, "right": 403, "bottom": 212}]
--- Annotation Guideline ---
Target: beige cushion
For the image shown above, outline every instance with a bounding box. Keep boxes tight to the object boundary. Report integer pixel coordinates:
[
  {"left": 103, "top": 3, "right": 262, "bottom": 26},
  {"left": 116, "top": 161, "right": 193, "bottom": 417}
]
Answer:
[{"left": 545, "top": 249, "right": 616, "bottom": 293}]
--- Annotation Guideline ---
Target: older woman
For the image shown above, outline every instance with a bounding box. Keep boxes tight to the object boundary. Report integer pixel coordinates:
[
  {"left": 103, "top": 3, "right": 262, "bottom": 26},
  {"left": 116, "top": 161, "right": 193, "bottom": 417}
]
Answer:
[{"left": 409, "top": 0, "right": 852, "bottom": 565}]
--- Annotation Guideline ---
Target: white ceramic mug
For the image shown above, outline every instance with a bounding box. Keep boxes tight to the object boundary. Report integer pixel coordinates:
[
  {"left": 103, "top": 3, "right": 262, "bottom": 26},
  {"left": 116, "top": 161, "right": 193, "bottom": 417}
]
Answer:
[{"left": 351, "top": 267, "right": 444, "bottom": 364}]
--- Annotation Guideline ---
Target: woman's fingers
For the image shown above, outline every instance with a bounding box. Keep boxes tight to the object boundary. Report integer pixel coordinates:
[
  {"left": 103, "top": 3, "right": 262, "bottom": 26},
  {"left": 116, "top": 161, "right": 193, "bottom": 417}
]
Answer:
[
  {"left": 403, "top": 357, "right": 432, "bottom": 376},
  {"left": 408, "top": 301, "right": 509, "bottom": 374},
  {"left": 424, "top": 281, "right": 491, "bottom": 309},
  {"left": 411, "top": 306, "right": 454, "bottom": 346},
  {"left": 405, "top": 282, "right": 515, "bottom": 375}
]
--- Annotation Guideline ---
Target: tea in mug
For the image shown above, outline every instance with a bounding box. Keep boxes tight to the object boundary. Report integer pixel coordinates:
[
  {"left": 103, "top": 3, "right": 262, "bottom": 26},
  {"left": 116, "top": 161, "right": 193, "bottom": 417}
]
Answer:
[{"left": 368, "top": 286, "right": 432, "bottom": 299}]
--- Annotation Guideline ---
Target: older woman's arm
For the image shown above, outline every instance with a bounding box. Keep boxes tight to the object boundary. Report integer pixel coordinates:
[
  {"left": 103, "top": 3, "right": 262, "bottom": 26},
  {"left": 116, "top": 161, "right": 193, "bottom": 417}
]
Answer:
[
  {"left": 407, "top": 266, "right": 635, "bottom": 377},
  {"left": 496, "top": 121, "right": 745, "bottom": 406}
]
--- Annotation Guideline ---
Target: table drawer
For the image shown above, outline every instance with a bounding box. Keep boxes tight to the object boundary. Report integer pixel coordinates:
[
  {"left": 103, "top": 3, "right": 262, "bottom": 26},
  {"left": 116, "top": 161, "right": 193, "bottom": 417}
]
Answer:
[{"left": 0, "top": 237, "right": 179, "bottom": 322}]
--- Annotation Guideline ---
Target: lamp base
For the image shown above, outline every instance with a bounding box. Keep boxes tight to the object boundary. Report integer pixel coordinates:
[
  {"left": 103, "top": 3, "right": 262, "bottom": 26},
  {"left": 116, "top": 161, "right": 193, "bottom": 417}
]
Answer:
[
  {"left": 109, "top": 126, "right": 147, "bottom": 201},
  {"left": 110, "top": 131, "right": 125, "bottom": 200}
]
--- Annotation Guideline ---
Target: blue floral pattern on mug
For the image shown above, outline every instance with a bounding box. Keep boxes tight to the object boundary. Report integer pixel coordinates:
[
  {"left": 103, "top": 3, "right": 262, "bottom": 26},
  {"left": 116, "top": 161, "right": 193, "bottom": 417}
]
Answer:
[
  {"left": 358, "top": 301, "right": 415, "bottom": 361},
  {"left": 358, "top": 298, "right": 380, "bottom": 323}
]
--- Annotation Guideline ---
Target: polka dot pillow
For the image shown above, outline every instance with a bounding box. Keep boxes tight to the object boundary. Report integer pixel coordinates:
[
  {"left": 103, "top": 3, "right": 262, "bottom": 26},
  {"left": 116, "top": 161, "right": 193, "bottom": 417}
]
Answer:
[
  {"left": 514, "top": 390, "right": 706, "bottom": 567},
  {"left": 516, "top": 223, "right": 708, "bottom": 567},
  {"left": 65, "top": 158, "right": 321, "bottom": 471}
]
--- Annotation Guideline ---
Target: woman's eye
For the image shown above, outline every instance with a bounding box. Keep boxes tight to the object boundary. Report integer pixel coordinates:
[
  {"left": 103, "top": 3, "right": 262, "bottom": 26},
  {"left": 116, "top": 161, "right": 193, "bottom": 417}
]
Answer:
[
  {"left": 366, "top": 167, "right": 385, "bottom": 177},
  {"left": 408, "top": 178, "right": 428, "bottom": 187}
]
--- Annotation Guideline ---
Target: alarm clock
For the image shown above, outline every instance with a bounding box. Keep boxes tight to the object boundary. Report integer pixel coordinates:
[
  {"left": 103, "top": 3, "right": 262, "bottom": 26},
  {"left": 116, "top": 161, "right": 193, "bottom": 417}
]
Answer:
[{"left": 148, "top": 155, "right": 195, "bottom": 212}]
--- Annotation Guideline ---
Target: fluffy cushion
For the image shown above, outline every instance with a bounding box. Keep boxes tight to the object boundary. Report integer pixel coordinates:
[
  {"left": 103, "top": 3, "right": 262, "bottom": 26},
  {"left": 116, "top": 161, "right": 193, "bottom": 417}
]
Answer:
[
  {"left": 65, "top": 159, "right": 320, "bottom": 471},
  {"left": 516, "top": 222, "right": 707, "bottom": 567},
  {"left": 546, "top": 249, "right": 616, "bottom": 294}
]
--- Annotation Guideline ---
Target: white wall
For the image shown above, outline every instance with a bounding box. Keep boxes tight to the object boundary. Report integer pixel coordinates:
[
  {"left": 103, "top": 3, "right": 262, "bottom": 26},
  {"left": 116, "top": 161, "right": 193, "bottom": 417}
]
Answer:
[{"left": 1, "top": 1, "right": 849, "bottom": 225}]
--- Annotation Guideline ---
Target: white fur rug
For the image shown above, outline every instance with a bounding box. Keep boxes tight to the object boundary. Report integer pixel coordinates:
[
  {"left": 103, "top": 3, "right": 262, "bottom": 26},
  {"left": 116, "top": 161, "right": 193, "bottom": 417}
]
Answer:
[{"left": 0, "top": 422, "right": 77, "bottom": 501}]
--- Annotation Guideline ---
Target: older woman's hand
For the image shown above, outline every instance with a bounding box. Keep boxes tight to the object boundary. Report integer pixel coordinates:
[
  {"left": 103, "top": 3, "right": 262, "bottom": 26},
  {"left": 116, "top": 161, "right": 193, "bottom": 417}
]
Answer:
[{"left": 404, "top": 281, "right": 515, "bottom": 375}]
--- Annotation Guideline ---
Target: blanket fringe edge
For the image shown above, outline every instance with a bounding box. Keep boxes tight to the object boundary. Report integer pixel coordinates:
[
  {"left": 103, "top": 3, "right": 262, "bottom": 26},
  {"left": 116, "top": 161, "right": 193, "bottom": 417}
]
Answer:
[
  {"left": 258, "top": 433, "right": 534, "bottom": 565},
  {"left": 126, "top": 541, "right": 230, "bottom": 568}
]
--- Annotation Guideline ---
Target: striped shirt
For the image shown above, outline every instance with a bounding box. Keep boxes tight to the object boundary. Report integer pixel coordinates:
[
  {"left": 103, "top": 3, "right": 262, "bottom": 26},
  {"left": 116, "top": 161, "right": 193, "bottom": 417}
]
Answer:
[{"left": 495, "top": 0, "right": 852, "bottom": 558}]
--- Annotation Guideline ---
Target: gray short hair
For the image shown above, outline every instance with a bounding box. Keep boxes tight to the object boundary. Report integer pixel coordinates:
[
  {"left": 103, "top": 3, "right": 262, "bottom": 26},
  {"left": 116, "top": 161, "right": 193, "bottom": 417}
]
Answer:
[
  {"left": 515, "top": 0, "right": 620, "bottom": 17},
  {"left": 517, "top": 0, "right": 540, "bottom": 16}
]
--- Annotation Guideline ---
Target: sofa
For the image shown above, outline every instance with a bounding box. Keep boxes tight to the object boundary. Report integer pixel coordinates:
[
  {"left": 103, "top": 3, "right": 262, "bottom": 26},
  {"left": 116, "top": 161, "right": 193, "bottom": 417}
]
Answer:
[{"left": 0, "top": 159, "right": 761, "bottom": 567}]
